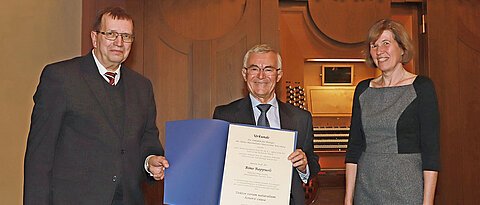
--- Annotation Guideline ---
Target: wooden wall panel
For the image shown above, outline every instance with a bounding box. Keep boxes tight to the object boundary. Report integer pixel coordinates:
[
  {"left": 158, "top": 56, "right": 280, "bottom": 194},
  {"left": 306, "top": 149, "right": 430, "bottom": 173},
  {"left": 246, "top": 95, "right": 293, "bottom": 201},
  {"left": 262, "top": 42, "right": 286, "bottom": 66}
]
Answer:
[
  {"left": 192, "top": 41, "right": 213, "bottom": 118},
  {"left": 124, "top": 0, "right": 145, "bottom": 74},
  {"left": 427, "top": 0, "right": 462, "bottom": 200},
  {"left": 158, "top": 0, "right": 246, "bottom": 41},
  {"left": 427, "top": 0, "right": 480, "bottom": 204},
  {"left": 308, "top": 0, "right": 390, "bottom": 44},
  {"left": 391, "top": 4, "right": 419, "bottom": 74},
  {"left": 457, "top": 41, "right": 480, "bottom": 205},
  {"left": 261, "top": 0, "right": 281, "bottom": 48},
  {"left": 279, "top": 12, "right": 307, "bottom": 88},
  {"left": 213, "top": 38, "right": 250, "bottom": 107},
  {"left": 144, "top": 39, "right": 192, "bottom": 142}
]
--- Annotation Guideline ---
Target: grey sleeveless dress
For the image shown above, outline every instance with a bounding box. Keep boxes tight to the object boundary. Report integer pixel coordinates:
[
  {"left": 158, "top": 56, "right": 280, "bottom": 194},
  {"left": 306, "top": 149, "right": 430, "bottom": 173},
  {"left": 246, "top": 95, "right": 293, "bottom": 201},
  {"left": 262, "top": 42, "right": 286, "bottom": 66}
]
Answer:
[{"left": 354, "top": 85, "right": 423, "bottom": 204}]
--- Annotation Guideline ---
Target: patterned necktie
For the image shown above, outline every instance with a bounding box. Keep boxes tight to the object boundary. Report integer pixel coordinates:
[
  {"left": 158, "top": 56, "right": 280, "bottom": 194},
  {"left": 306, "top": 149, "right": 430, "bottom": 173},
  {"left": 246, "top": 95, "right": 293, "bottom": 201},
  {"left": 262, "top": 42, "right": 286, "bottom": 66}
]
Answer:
[
  {"left": 104, "top": 72, "right": 117, "bottom": 85},
  {"left": 257, "top": 104, "right": 272, "bottom": 127}
]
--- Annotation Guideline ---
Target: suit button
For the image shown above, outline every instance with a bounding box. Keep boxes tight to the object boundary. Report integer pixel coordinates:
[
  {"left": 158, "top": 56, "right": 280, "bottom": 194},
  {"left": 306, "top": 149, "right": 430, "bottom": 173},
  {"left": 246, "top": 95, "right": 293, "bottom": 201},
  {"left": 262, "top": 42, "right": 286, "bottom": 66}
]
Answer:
[
  {"left": 112, "top": 175, "right": 117, "bottom": 182},
  {"left": 121, "top": 149, "right": 125, "bottom": 154}
]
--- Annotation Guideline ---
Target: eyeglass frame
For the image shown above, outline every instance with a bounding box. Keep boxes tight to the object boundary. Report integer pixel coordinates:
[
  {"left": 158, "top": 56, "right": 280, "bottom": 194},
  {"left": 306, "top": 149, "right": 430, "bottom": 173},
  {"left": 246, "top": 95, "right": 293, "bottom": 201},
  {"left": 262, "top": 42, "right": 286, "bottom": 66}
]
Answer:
[
  {"left": 244, "top": 65, "right": 281, "bottom": 76},
  {"left": 96, "top": 31, "right": 135, "bottom": 43}
]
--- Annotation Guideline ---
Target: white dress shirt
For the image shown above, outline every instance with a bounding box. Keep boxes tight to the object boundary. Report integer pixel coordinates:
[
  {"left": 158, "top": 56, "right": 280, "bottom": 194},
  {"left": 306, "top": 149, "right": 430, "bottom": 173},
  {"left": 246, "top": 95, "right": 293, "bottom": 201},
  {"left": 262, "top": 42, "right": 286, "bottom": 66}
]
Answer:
[{"left": 92, "top": 50, "right": 121, "bottom": 85}]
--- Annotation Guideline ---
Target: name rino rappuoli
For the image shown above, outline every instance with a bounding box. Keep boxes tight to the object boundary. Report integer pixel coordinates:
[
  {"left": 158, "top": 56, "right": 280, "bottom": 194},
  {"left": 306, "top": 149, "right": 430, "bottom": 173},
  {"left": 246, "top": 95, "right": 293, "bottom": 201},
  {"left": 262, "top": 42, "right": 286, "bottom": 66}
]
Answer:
[{"left": 245, "top": 166, "right": 272, "bottom": 172}]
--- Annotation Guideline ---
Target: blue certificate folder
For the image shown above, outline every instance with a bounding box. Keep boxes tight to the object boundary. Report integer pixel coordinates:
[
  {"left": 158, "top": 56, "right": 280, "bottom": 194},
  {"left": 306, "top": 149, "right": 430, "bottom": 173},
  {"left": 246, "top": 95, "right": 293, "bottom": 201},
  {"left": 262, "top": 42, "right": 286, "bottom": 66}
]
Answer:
[
  {"left": 163, "top": 119, "right": 297, "bottom": 205},
  {"left": 163, "top": 119, "right": 230, "bottom": 205}
]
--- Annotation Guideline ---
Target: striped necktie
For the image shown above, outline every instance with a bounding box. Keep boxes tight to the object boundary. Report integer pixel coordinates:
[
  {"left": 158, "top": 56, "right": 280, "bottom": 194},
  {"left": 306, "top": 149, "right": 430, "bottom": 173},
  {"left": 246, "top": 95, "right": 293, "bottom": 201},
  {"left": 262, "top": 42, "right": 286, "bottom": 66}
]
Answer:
[{"left": 104, "top": 72, "right": 117, "bottom": 85}]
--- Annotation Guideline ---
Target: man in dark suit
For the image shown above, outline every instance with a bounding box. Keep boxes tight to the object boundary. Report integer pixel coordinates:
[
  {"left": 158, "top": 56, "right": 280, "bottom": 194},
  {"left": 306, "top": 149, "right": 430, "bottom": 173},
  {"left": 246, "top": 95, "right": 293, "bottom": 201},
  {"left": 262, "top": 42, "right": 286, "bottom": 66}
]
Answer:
[
  {"left": 213, "top": 44, "right": 320, "bottom": 205},
  {"left": 24, "top": 7, "right": 169, "bottom": 205}
]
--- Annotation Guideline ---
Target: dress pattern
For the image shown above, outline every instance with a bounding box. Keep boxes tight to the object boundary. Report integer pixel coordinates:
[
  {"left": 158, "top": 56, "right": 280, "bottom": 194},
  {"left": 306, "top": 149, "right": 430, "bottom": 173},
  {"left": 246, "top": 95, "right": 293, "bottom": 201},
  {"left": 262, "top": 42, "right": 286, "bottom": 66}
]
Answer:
[{"left": 354, "top": 85, "right": 423, "bottom": 204}]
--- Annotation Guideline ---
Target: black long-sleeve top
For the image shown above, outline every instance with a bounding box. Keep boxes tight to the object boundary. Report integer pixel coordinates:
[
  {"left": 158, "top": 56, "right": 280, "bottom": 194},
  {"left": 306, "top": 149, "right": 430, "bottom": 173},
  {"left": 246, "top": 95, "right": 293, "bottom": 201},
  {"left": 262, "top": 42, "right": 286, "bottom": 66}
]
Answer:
[{"left": 345, "top": 76, "right": 440, "bottom": 171}]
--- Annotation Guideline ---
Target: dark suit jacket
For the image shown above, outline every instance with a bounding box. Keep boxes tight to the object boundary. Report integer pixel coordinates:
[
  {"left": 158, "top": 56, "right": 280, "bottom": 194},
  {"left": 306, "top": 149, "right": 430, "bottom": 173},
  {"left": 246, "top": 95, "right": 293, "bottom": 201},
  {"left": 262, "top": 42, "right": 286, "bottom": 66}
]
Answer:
[
  {"left": 24, "top": 52, "right": 164, "bottom": 205},
  {"left": 213, "top": 97, "right": 320, "bottom": 205}
]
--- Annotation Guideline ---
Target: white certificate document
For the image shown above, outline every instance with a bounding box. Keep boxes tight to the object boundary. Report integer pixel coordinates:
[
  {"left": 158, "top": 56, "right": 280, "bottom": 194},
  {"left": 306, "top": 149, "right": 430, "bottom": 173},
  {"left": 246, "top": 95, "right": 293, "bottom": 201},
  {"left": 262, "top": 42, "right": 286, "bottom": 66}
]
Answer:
[{"left": 219, "top": 124, "right": 297, "bottom": 205}]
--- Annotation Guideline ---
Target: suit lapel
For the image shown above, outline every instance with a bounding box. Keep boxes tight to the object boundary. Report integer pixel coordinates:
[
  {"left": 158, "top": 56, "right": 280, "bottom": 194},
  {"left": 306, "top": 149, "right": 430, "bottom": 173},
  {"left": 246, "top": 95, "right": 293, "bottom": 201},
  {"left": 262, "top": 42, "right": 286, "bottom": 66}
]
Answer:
[
  {"left": 234, "top": 97, "right": 256, "bottom": 125},
  {"left": 278, "top": 100, "right": 296, "bottom": 131},
  {"left": 79, "top": 52, "right": 121, "bottom": 137}
]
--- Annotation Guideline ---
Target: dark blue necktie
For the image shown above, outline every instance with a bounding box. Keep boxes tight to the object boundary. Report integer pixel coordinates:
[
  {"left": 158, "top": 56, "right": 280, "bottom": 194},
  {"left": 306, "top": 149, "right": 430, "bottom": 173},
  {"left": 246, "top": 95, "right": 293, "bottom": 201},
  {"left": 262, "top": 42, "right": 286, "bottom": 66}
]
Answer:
[{"left": 257, "top": 104, "right": 272, "bottom": 127}]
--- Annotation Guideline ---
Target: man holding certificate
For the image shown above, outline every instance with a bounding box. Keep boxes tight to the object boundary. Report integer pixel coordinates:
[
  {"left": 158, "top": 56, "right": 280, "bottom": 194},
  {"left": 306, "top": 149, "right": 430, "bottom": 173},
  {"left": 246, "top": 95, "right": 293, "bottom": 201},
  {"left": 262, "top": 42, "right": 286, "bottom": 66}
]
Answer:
[{"left": 213, "top": 44, "right": 320, "bottom": 205}]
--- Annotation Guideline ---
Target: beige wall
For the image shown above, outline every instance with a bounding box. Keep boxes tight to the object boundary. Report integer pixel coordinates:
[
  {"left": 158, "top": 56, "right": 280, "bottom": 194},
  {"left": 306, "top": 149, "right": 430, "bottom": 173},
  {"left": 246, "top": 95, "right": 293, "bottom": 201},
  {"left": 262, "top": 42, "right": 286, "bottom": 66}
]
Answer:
[{"left": 0, "top": 0, "right": 81, "bottom": 204}]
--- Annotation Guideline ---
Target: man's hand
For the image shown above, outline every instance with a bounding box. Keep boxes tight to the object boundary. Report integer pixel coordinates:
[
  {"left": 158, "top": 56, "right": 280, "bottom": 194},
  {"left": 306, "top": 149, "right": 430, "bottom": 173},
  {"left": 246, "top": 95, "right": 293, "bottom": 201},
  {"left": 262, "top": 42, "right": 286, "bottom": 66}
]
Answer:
[
  {"left": 288, "top": 149, "right": 308, "bottom": 173},
  {"left": 148, "top": 156, "right": 169, "bottom": 180}
]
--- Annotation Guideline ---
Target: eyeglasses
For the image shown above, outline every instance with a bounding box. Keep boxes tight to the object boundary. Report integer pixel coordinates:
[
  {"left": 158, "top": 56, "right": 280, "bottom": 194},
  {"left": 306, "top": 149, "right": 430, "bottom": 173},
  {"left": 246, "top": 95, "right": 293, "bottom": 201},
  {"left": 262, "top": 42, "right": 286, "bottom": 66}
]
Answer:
[
  {"left": 97, "top": 31, "right": 134, "bottom": 43},
  {"left": 244, "top": 66, "right": 280, "bottom": 76},
  {"left": 244, "top": 65, "right": 280, "bottom": 76}
]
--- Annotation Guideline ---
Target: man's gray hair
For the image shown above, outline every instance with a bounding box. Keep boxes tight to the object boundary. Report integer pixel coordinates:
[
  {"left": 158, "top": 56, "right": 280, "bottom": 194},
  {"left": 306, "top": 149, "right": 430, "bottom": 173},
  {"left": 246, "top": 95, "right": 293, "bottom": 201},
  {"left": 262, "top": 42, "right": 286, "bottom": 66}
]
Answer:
[{"left": 243, "top": 44, "right": 282, "bottom": 69}]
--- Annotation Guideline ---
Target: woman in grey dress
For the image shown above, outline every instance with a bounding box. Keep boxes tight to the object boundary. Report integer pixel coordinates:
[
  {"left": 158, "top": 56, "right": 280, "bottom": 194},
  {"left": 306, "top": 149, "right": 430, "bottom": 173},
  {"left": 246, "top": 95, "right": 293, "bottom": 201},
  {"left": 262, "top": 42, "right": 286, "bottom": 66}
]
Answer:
[{"left": 344, "top": 19, "right": 440, "bottom": 205}]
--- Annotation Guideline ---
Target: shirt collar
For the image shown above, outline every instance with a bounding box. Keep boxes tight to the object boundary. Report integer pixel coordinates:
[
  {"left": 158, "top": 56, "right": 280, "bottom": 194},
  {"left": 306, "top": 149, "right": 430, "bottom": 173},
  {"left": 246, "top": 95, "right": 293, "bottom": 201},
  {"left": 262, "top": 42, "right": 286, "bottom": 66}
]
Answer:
[{"left": 249, "top": 93, "right": 278, "bottom": 109}]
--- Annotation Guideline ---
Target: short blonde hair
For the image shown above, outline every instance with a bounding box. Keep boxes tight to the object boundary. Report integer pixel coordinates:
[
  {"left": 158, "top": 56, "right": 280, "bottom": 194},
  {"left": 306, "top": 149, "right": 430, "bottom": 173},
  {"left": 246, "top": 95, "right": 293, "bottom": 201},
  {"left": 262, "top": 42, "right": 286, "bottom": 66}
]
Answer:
[
  {"left": 364, "top": 19, "right": 414, "bottom": 68},
  {"left": 243, "top": 44, "right": 282, "bottom": 69}
]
